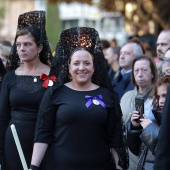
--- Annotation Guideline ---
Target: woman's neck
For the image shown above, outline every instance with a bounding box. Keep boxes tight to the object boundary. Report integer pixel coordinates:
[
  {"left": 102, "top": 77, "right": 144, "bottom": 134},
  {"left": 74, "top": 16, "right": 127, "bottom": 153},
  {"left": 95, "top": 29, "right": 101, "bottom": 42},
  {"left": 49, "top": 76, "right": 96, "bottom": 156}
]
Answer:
[
  {"left": 21, "top": 60, "right": 42, "bottom": 70},
  {"left": 66, "top": 81, "right": 98, "bottom": 91},
  {"left": 16, "top": 61, "right": 50, "bottom": 76},
  {"left": 138, "top": 85, "right": 152, "bottom": 94}
]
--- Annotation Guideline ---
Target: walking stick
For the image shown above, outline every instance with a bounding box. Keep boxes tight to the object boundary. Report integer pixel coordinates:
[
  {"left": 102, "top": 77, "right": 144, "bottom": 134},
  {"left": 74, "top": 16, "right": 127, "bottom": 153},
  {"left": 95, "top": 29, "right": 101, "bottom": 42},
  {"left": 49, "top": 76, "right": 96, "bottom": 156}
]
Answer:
[{"left": 10, "top": 124, "right": 29, "bottom": 170}]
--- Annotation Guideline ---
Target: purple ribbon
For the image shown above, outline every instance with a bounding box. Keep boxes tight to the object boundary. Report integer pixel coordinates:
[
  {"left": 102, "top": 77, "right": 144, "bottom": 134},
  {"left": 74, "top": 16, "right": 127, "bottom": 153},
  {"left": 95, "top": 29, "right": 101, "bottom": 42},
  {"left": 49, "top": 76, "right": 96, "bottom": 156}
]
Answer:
[{"left": 85, "top": 94, "right": 106, "bottom": 108}]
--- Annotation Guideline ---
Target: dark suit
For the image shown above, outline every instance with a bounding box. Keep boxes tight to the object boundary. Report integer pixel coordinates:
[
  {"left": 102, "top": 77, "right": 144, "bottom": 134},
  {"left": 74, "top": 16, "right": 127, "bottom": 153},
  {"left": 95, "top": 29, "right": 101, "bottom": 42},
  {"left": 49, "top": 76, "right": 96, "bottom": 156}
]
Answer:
[
  {"left": 154, "top": 86, "right": 170, "bottom": 170},
  {"left": 112, "top": 71, "right": 135, "bottom": 100}
]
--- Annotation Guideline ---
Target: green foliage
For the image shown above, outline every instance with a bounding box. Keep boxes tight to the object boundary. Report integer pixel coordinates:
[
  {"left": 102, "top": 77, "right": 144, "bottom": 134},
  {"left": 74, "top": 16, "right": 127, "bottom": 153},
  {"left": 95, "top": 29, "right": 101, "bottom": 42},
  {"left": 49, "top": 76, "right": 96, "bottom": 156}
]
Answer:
[
  {"left": 46, "top": 3, "right": 62, "bottom": 53},
  {"left": 0, "top": 0, "right": 5, "bottom": 29}
]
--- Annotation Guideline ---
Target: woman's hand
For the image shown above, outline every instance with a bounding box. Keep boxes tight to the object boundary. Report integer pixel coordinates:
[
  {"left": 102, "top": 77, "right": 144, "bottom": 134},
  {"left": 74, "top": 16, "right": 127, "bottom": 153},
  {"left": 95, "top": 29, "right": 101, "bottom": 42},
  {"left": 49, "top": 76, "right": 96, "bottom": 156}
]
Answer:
[
  {"left": 140, "top": 114, "right": 152, "bottom": 129},
  {"left": 131, "top": 111, "right": 141, "bottom": 127}
]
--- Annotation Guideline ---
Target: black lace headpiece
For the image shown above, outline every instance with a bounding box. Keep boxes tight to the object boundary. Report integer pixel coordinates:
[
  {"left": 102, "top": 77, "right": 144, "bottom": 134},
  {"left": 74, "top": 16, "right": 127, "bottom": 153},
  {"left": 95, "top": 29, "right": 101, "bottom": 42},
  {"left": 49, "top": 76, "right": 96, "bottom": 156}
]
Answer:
[
  {"left": 53, "top": 27, "right": 112, "bottom": 89},
  {"left": 57, "top": 27, "right": 102, "bottom": 56},
  {"left": 7, "top": 10, "right": 52, "bottom": 69}
]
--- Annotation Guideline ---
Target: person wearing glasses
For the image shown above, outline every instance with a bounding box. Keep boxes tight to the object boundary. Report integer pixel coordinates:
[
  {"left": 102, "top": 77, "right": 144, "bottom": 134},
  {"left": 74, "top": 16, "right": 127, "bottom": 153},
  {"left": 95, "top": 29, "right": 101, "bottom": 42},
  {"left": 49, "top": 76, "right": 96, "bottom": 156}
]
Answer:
[
  {"left": 164, "top": 48, "right": 170, "bottom": 60},
  {"left": 158, "top": 59, "right": 170, "bottom": 76}
]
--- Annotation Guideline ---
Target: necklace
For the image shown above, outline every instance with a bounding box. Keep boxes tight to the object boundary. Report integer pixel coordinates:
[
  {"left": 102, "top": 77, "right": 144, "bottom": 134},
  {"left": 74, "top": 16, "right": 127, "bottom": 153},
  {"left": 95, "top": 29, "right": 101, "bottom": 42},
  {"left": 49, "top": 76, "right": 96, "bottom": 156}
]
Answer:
[{"left": 33, "top": 77, "right": 37, "bottom": 82}]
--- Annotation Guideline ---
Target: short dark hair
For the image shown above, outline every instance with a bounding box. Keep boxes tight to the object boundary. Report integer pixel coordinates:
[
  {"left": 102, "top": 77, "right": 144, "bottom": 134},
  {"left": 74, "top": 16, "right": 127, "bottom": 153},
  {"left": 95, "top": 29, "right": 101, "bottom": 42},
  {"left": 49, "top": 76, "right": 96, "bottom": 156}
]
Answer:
[
  {"left": 100, "top": 39, "right": 110, "bottom": 49},
  {"left": 131, "top": 55, "right": 158, "bottom": 88}
]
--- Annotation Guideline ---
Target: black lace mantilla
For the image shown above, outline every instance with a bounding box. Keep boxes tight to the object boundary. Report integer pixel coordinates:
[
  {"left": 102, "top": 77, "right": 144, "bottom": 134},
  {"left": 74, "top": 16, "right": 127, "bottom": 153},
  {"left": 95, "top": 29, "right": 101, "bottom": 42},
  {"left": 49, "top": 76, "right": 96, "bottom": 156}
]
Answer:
[{"left": 113, "top": 91, "right": 129, "bottom": 170}]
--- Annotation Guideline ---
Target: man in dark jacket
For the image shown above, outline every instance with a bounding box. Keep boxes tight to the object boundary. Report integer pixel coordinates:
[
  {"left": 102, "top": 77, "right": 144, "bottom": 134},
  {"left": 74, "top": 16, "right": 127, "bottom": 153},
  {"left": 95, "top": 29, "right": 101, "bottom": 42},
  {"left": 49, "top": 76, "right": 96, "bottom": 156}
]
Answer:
[{"left": 112, "top": 41, "right": 143, "bottom": 100}]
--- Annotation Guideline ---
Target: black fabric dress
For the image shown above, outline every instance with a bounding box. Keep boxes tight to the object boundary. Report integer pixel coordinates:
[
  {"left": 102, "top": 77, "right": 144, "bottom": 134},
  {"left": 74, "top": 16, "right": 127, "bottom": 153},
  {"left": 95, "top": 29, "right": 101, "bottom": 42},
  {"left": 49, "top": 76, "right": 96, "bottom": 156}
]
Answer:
[
  {"left": 0, "top": 69, "right": 56, "bottom": 170},
  {"left": 35, "top": 85, "right": 127, "bottom": 170}
]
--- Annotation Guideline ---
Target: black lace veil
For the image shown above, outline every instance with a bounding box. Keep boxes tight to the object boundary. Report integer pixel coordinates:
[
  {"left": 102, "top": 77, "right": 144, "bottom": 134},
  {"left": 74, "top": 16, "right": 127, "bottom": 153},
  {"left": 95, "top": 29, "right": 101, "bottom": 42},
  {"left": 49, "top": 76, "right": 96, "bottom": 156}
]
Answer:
[
  {"left": 52, "top": 27, "right": 112, "bottom": 89},
  {"left": 7, "top": 10, "right": 52, "bottom": 70}
]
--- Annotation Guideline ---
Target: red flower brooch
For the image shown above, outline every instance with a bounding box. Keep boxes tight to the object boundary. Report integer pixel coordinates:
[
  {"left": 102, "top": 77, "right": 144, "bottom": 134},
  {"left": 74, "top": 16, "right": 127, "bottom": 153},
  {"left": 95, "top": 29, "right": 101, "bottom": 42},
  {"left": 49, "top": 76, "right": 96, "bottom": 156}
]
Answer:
[{"left": 40, "top": 73, "right": 57, "bottom": 88}]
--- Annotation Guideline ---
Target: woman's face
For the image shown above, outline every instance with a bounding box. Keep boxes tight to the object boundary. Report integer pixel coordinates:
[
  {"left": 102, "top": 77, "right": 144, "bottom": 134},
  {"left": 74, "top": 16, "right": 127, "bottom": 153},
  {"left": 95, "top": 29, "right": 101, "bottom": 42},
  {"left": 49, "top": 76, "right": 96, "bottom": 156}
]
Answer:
[
  {"left": 16, "top": 34, "right": 42, "bottom": 63},
  {"left": 69, "top": 50, "right": 94, "bottom": 85},
  {"left": 134, "top": 59, "right": 153, "bottom": 90},
  {"left": 157, "top": 84, "right": 167, "bottom": 109}
]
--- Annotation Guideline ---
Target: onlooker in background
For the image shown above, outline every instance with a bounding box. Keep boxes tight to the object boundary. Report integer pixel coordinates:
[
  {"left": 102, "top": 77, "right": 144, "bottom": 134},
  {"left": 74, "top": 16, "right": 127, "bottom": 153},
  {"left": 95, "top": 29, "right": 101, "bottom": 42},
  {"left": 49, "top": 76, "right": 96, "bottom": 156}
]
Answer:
[
  {"left": 152, "top": 76, "right": 170, "bottom": 124},
  {"left": 121, "top": 55, "right": 158, "bottom": 170},
  {"left": 128, "top": 76, "right": 170, "bottom": 170},
  {"left": 110, "top": 38, "right": 118, "bottom": 47},
  {"left": 0, "top": 40, "right": 12, "bottom": 47},
  {"left": 112, "top": 41, "right": 143, "bottom": 100},
  {"left": 158, "top": 59, "right": 170, "bottom": 76},
  {"left": 129, "top": 24, "right": 140, "bottom": 40},
  {"left": 156, "top": 29, "right": 170, "bottom": 62},
  {"left": 154, "top": 85, "right": 170, "bottom": 170},
  {"left": 100, "top": 39, "right": 110, "bottom": 56},
  {"left": 139, "top": 23, "right": 157, "bottom": 57},
  {"left": 129, "top": 37, "right": 145, "bottom": 54},
  {"left": 105, "top": 46, "right": 120, "bottom": 81},
  {"left": 0, "top": 43, "right": 11, "bottom": 68},
  {"left": 0, "top": 41, "right": 11, "bottom": 92}
]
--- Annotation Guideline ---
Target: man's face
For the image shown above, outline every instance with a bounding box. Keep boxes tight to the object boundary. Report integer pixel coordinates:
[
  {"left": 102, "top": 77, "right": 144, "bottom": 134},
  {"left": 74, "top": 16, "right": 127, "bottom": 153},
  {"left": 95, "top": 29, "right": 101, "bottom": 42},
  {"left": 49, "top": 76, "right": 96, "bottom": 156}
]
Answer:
[
  {"left": 119, "top": 44, "right": 136, "bottom": 72},
  {"left": 157, "top": 31, "right": 170, "bottom": 61},
  {"left": 105, "top": 47, "right": 118, "bottom": 65}
]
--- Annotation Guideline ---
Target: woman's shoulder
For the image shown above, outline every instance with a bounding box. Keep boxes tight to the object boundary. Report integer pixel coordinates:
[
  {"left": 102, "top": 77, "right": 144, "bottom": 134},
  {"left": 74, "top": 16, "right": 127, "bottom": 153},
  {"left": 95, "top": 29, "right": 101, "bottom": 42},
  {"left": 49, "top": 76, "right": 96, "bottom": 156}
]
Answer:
[
  {"left": 1, "top": 70, "right": 15, "bottom": 85},
  {"left": 4, "top": 70, "right": 15, "bottom": 78},
  {"left": 121, "top": 89, "right": 136, "bottom": 101}
]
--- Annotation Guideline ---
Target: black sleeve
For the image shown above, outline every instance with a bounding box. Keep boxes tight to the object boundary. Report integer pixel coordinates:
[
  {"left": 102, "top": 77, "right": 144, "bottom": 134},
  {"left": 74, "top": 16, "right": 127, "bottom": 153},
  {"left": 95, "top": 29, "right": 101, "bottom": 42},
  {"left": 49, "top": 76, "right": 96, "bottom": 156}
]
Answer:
[
  {"left": 127, "top": 121, "right": 142, "bottom": 156},
  {"left": 0, "top": 72, "right": 12, "bottom": 162},
  {"left": 34, "top": 86, "right": 57, "bottom": 144},
  {"left": 140, "top": 122, "right": 159, "bottom": 154}
]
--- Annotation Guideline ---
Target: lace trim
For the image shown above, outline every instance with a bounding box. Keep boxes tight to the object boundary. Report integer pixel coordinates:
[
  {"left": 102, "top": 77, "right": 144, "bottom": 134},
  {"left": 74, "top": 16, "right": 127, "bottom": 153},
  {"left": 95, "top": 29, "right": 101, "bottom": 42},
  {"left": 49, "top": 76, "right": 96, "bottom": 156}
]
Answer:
[{"left": 16, "top": 75, "right": 43, "bottom": 93}]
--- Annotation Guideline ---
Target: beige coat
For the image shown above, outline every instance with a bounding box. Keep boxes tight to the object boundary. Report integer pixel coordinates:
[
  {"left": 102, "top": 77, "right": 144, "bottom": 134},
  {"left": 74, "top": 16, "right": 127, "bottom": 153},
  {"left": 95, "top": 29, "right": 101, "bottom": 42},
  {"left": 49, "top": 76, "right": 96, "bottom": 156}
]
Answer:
[{"left": 120, "top": 88, "right": 153, "bottom": 170}]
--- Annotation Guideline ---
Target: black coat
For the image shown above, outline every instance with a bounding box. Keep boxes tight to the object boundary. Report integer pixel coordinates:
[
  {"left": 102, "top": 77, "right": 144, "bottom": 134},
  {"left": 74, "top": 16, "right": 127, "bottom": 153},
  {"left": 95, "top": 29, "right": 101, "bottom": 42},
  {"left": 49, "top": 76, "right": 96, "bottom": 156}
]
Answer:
[
  {"left": 127, "top": 120, "right": 159, "bottom": 170},
  {"left": 154, "top": 86, "right": 170, "bottom": 170},
  {"left": 112, "top": 71, "right": 134, "bottom": 100}
]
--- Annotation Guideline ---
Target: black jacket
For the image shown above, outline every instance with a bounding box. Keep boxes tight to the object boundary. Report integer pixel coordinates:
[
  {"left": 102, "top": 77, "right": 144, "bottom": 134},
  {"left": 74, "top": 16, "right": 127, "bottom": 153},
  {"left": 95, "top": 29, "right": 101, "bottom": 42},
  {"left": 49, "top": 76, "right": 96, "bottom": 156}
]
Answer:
[
  {"left": 127, "top": 121, "right": 159, "bottom": 170},
  {"left": 112, "top": 71, "right": 134, "bottom": 100}
]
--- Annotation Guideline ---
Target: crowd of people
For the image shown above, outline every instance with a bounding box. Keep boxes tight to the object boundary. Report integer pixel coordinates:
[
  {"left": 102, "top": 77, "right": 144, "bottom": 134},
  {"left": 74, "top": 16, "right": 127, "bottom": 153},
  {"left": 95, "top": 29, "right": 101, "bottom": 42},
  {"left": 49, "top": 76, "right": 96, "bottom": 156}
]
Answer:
[{"left": 0, "top": 9, "right": 170, "bottom": 170}]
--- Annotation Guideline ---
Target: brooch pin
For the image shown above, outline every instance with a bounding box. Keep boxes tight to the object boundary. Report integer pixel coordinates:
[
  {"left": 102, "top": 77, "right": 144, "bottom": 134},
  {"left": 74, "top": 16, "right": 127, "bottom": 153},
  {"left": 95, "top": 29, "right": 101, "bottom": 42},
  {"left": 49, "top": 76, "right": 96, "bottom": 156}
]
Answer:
[
  {"left": 85, "top": 94, "right": 106, "bottom": 108},
  {"left": 40, "top": 73, "right": 57, "bottom": 88}
]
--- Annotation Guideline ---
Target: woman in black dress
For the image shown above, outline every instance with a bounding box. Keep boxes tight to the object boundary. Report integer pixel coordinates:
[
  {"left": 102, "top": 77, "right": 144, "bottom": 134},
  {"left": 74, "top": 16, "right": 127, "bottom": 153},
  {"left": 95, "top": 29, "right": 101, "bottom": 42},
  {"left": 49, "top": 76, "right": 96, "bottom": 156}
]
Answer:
[
  {"left": 30, "top": 27, "right": 128, "bottom": 170},
  {"left": 0, "top": 11, "right": 57, "bottom": 170}
]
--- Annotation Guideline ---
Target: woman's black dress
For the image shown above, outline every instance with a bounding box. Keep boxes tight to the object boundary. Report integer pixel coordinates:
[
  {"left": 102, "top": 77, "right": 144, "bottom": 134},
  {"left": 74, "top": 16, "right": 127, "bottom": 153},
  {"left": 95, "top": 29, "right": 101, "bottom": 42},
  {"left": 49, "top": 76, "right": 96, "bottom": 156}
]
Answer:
[
  {"left": 0, "top": 69, "right": 55, "bottom": 170},
  {"left": 35, "top": 85, "right": 128, "bottom": 170}
]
